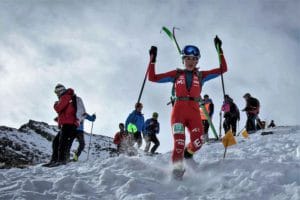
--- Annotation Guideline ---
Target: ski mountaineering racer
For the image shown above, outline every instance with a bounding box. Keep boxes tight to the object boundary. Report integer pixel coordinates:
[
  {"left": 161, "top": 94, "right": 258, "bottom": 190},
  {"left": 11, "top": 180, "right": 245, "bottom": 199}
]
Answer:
[{"left": 148, "top": 37, "right": 228, "bottom": 179}]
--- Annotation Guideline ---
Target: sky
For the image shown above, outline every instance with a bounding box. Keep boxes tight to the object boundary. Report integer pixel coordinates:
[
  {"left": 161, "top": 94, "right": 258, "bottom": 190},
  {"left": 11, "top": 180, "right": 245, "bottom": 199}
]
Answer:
[{"left": 0, "top": 0, "right": 299, "bottom": 152}]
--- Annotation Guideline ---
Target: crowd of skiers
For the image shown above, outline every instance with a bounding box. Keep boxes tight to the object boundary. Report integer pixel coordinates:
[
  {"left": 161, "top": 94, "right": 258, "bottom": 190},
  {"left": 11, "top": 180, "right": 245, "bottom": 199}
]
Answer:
[
  {"left": 114, "top": 103, "right": 160, "bottom": 156},
  {"left": 43, "top": 35, "right": 276, "bottom": 180},
  {"left": 201, "top": 92, "right": 276, "bottom": 138},
  {"left": 45, "top": 81, "right": 274, "bottom": 167},
  {"left": 44, "top": 84, "right": 161, "bottom": 167}
]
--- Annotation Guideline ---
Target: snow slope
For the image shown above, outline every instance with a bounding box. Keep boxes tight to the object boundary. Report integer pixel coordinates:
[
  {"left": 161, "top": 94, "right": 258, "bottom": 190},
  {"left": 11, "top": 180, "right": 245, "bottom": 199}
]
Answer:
[{"left": 0, "top": 126, "right": 299, "bottom": 200}]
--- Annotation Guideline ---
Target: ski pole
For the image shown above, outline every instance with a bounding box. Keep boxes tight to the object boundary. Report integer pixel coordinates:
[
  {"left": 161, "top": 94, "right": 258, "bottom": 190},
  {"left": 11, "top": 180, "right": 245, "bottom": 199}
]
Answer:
[
  {"left": 137, "top": 66, "right": 150, "bottom": 104},
  {"left": 86, "top": 121, "right": 94, "bottom": 161},
  {"left": 220, "top": 72, "right": 226, "bottom": 97},
  {"left": 219, "top": 111, "right": 222, "bottom": 139},
  {"left": 223, "top": 139, "right": 229, "bottom": 159},
  {"left": 237, "top": 127, "right": 244, "bottom": 136},
  {"left": 237, "top": 120, "right": 240, "bottom": 136}
]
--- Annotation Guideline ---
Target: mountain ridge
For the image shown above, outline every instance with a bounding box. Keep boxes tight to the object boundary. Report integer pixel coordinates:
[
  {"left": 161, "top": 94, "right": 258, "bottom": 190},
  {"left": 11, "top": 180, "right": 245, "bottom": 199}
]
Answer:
[{"left": 0, "top": 120, "right": 116, "bottom": 169}]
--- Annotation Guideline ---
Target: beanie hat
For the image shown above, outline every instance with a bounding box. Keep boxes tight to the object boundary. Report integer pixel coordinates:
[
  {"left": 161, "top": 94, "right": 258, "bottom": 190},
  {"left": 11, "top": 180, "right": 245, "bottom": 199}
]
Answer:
[
  {"left": 243, "top": 93, "right": 251, "bottom": 98},
  {"left": 54, "top": 83, "right": 66, "bottom": 96},
  {"left": 152, "top": 112, "right": 159, "bottom": 119},
  {"left": 119, "top": 123, "right": 125, "bottom": 129}
]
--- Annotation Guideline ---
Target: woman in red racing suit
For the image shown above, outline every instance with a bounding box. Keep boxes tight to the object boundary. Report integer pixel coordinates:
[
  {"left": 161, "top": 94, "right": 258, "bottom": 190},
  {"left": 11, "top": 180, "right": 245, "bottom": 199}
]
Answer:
[{"left": 148, "top": 38, "right": 227, "bottom": 178}]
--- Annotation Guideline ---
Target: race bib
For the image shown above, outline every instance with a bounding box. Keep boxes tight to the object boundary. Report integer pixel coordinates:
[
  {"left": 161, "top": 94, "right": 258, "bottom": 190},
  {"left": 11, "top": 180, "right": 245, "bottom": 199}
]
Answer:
[{"left": 173, "top": 123, "right": 184, "bottom": 134}]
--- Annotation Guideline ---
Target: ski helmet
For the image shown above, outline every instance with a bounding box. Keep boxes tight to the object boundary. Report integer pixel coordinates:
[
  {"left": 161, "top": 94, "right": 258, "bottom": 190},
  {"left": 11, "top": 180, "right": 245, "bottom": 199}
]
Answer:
[
  {"left": 181, "top": 45, "right": 201, "bottom": 58},
  {"left": 204, "top": 94, "right": 209, "bottom": 99}
]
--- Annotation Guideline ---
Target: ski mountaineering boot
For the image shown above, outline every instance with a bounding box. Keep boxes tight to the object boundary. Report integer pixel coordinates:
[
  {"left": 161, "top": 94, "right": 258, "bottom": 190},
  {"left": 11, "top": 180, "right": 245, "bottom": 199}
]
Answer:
[
  {"left": 172, "top": 162, "right": 185, "bottom": 180},
  {"left": 183, "top": 148, "right": 199, "bottom": 171}
]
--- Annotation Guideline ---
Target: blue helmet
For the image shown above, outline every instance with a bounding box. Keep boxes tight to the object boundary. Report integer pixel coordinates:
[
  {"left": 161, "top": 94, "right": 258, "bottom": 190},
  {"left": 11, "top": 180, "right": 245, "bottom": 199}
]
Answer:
[{"left": 181, "top": 45, "right": 201, "bottom": 58}]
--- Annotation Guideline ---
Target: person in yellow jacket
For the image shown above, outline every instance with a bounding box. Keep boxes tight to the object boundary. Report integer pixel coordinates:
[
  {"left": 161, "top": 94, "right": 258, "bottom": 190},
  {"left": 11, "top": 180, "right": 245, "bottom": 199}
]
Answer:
[{"left": 199, "top": 94, "right": 214, "bottom": 142}]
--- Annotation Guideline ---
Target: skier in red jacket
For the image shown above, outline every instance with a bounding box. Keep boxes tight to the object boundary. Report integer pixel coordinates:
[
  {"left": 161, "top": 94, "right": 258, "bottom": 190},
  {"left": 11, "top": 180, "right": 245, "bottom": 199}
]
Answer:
[
  {"left": 148, "top": 37, "right": 227, "bottom": 179},
  {"left": 53, "top": 84, "right": 78, "bottom": 165},
  {"left": 113, "top": 123, "right": 129, "bottom": 154}
]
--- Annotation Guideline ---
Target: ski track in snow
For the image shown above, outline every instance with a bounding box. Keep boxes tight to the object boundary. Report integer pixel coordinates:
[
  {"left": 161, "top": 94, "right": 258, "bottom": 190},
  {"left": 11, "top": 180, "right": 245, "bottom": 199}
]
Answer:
[{"left": 0, "top": 126, "right": 300, "bottom": 200}]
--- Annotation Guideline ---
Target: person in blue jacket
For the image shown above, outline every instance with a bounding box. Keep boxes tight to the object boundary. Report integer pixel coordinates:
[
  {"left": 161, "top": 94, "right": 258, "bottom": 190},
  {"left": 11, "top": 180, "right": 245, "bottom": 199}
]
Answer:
[
  {"left": 125, "top": 102, "right": 145, "bottom": 148},
  {"left": 73, "top": 113, "right": 96, "bottom": 161},
  {"left": 73, "top": 96, "right": 96, "bottom": 161},
  {"left": 144, "top": 112, "right": 160, "bottom": 154}
]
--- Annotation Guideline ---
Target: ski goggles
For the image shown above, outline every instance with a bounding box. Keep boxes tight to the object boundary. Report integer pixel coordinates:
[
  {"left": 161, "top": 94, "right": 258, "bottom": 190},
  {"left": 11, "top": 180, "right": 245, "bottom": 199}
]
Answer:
[{"left": 181, "top": 45, "right": 201, "bottom": 58}]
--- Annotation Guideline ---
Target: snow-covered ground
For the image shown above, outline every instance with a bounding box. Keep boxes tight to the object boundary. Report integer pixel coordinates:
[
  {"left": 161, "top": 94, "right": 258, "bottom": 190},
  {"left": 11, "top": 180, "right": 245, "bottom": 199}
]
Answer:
[{"left": 1, "top": 126, "right": 299, "bottom": 200}]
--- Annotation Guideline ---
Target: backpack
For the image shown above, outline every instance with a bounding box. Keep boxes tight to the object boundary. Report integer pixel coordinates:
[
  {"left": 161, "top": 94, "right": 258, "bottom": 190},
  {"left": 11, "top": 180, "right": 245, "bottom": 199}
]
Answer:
[
  {"left": 72, "top": 95, "right": 86, "bottom": 123},
  {"left": 169, "top": 68, "right": 203, "bottom": 106}
]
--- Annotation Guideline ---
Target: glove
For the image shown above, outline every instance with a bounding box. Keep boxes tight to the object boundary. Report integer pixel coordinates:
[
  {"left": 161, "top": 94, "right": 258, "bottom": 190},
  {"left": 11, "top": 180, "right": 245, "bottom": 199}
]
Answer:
[
  {"left": 91, "top": 114, "right": 96, "bottom": 122},
  {"left": 214, "top": 35, "right": 223, "bottom": 54},
  {"left": 199, "top": 101, "right": 205, "bottom": 106},
  {"left": 149, "top": 46, "right": 157, "bottom": 63}
]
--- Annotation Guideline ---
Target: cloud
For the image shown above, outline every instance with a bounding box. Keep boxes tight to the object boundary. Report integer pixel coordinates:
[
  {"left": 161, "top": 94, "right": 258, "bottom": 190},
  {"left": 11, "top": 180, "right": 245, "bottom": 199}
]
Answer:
[{"left": 0, "top": 0, "right": 299, "bottom": 152}]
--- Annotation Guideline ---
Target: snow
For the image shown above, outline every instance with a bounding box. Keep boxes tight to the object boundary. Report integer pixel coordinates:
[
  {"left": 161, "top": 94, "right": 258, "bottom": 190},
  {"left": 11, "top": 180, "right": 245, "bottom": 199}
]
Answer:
[{"left": 1, "top": 126, "right": 300, "bottom": 200}]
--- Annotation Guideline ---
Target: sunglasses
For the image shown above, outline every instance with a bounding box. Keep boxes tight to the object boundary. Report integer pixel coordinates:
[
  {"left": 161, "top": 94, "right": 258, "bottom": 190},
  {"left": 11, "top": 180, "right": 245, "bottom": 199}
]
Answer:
[{"left": 182, "top": 45, "right": 200, "bottom": 57}]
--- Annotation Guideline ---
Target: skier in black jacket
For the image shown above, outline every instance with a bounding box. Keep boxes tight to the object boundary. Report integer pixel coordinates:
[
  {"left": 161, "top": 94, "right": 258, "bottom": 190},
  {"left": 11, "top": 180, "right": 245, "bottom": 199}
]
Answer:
[
  {"left": 143, "top": 112, "right": 160, "bottom": 154},
  {"left": 221, "top": 95, "right": 240, "bottom": 136},
  {"left": 242, "top": 93, "right": 260, "bottom": 133}
]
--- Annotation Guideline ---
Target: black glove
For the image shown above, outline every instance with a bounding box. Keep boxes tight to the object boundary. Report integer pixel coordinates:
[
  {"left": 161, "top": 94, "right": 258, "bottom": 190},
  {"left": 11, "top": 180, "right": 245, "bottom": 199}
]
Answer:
[
  {"left": 214, "top": 35, "right": 223, "bottom": 54},
  {"left": 91, "top": 114, "right": 96, "bottom": 122},
  {"left": 149, "top": 46, "right": 157, "bottom": 63}
]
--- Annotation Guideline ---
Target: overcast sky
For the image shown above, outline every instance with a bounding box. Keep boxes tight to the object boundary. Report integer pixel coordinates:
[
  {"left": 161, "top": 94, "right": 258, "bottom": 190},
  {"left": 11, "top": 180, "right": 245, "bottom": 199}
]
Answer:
[{"left": 1, "top": 0, "right": 299, "bottom": 152}]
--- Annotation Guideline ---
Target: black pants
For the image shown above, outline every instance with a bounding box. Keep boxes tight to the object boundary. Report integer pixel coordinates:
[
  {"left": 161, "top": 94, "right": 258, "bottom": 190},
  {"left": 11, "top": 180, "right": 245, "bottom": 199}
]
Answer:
[
  {"left": 144, "top": 134, "right": 160, "bottom": 153},
  {"left": 246, "top": 113, "right": 257, "bottom": 133},
  {"left": 75, "top": 131, "right": 85, "bottom": 157},
  {"left": 202, "top": 120, "right": 210, "bottom": 142},
  {"left": 223, "top": 117, "right": 238, "bottom": 135},
  {"left": 202, "top": 120, "right": 210, "bottom": 134},
  {"left": 133, "top": 131, "right": 142, "bottom": 148},
  {"left": 58, "top": 124, "right": 77, "bottom": 162},
  {"left": 50, "top": 131, "right": 60, "bottom": 162}
]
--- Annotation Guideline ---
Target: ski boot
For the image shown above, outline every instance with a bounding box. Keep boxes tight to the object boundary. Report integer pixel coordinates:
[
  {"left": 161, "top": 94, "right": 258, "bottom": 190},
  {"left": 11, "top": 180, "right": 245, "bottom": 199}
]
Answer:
[
  {"left": 184, "top": 148, "right": 199, "bottom": 171},
  {"left": 72, "top": 151, "right": 79, "bottom": 162},
  {"left": 172, "top": 162, "right": 185, "bottom": 180},
  {"left": 42, "top": 160, "right": 56, "bottom": 167},
  {"left": 42, "top": 161, "right": 62, "bottom": 168}
]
